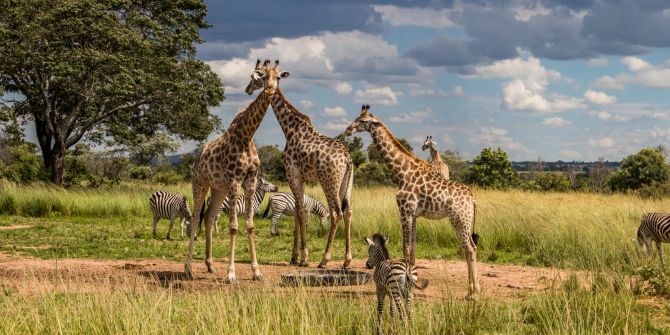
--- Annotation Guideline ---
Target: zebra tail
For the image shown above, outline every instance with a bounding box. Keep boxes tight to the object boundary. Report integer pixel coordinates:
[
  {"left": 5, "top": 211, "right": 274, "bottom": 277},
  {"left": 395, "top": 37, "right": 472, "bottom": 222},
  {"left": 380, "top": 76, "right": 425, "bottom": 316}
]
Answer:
[
  {"left": 262, "top": 202, "right": 271, "bottom": 219},
  {"left": 408, "top": 271, "right": 429, "bottom": 290}
]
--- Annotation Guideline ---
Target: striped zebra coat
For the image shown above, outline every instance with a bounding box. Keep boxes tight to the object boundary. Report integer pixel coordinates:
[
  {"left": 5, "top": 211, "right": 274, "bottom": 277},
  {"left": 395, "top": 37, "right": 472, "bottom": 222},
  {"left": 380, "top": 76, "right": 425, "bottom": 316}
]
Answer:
[
  {"left": 637, "top": 212, "right": 670, "bottom": 265},
  {"left": 198, "top": 178, "right": 278, "bottom": 235},
  {"left": 262, "top": 192, "right": 329, "bottom": 236},
  {"left": 365, "top": 234, "right": 428, "bottom": 334},
  {"left": 149, "top": 191, "right": 192, "bottom": 240}
]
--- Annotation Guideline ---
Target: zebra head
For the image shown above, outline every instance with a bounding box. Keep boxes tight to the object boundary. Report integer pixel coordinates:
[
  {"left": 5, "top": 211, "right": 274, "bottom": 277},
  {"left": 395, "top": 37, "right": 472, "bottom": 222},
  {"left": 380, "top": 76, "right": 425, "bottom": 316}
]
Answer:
[
  {"left": 365, "top": 233, "right": 390, "bottom": 269},
  {"left": 258, "top": 177, "right": 279, "bottom": 193}
]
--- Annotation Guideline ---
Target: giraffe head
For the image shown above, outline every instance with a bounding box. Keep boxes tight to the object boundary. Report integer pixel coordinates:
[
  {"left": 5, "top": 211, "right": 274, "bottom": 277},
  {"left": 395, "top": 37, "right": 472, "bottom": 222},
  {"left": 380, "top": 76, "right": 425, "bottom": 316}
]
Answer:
[
  {"left": 342, "top": 105, "right": 381, "bottom": 136},
  {"left": 244, "top": 59, "right": 290, "bottom": 95},
  {"left": 422, "top": 136, "right": 436, "bottom": 151}
]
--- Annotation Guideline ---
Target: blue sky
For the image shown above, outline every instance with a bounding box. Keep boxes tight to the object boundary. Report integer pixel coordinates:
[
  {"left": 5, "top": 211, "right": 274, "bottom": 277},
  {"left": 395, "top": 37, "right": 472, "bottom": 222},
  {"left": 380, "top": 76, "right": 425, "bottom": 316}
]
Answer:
[{"left": 195, "top": 0, "right": 670, "bottom": 162}]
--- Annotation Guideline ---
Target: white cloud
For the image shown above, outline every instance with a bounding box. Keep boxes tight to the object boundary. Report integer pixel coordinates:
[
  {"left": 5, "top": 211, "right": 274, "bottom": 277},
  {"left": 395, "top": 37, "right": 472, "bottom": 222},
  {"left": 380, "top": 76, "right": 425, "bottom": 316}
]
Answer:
[
  {"left": 300, "top": 100, "right": 314, "bottom": 109},
  {"left": 542, "top": 117, "right": 571, "bottom": 126},
  {"left": 584, "top": 90, "right": 617, "bottom": 105},
  {"left": 472, "top": 126, "right": 530, "bottom": 154},
  {"left": 409, "top": 85, "right": 464, "bottom": 97},
  {"left": 650, "top": 126, "right": 670, "bottom": 139},
  {"left": 560, "top": 150, "right": 582, "bottom": 159},
  {"left": 622, "top": 56, "right": 650, "bottom": 71},
  {"left": 473, "top": 57, "right": 582, "bottom": 113},
  {"left": 373, "top": 5, "right": 455, "bottom": 28},
  {"left": 591, "top": 75, "right": 629, "bottom": 90},
  {"left": 332, "top": 82, "right": 352, "bottom": 95},
  {"left": 389, "top": 108, "right": 433, "bottom": 124},
  {"left": 513, "top": 3, "right": 551, "bottom": 21},
  {"left": 206, "top": 58, "right": 255, "bottom": 94},
  {"left": 321, "top": 121, "right": 350, "bottom": 131},
  {"left": 588, "top": 137, "right": 616, "bottom": 149},
  {"left": 587, "top": 57, "right": 608, "bottom": 67},
  {"left": 323, "top": 106, "right": 347, "bottom": 117},
  {"left": 354, "top": 86, "right": 401, "bottom": 106}
]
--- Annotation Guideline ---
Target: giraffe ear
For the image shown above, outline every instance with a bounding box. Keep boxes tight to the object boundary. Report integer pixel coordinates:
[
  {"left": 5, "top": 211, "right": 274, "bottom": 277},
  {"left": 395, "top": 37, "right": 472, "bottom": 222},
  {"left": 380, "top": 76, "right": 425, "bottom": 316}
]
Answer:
[
  {"left": 365, "top": 237, "right": 373, "bottom": 246},
  {"left": 369, "top": 120, "right": 380, "bottom": 127},
  {"left": 279, "top": 71, "right": 290, "bottom": 78}
]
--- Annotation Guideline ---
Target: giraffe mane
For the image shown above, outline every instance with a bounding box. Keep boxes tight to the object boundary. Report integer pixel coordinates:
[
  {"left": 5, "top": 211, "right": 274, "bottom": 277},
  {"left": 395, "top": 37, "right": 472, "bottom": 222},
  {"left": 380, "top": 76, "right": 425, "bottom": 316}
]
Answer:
[
  {"left": 275, "top": 89, "right": 314, "bottom": 128},
  {"left": 373, "top": 117, "right": 431, "bottom": 169}
]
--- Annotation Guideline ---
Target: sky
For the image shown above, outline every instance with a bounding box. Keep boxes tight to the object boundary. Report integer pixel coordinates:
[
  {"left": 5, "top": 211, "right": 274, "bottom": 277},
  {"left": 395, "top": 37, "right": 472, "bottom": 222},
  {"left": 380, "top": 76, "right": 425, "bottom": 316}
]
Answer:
[{"left": 189, "top": 1, "right": 668, "bottom": 161}]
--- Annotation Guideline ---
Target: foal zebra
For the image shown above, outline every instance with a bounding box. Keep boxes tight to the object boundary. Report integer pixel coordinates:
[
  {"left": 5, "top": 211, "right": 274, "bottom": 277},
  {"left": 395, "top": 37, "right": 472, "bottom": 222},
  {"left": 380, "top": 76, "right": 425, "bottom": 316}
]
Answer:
[
  {"left": 149, "top": 191, "right": 192, "bottom": 240},
  {"left": 198, "top": 177, "right": 278, "bottom": 235},
  {"left": 262, "top": 192, "right": 329, "bottom": 236},
  {"left": 365, "top": 234, "right": 428, "bottom": 334},
  {"left": 637, "top": 212, "right": 670, "bottom": 265}
]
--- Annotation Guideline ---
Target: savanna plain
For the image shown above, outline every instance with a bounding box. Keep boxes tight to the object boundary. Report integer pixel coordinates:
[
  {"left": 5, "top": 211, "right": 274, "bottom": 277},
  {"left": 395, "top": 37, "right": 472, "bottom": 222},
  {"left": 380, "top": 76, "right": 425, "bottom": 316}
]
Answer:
[{"left": 1, "top": 180, "right": 669, "bottom": 334}]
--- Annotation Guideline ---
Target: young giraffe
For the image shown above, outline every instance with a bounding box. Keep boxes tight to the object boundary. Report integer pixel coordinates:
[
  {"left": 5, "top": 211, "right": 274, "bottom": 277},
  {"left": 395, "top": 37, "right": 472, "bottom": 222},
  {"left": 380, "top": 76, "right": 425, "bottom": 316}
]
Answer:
[
  {"left": 184, "top": 60, "right": 289, "bottom": 282},
  {"left": 268, "top": 87, "right": 354, "bottom": 269},
  {"left": 343, "top": 105, "right": 480, "bottom": 299},
  {"left": 421, "top": 136, "right": 450, "bottom": 180}
]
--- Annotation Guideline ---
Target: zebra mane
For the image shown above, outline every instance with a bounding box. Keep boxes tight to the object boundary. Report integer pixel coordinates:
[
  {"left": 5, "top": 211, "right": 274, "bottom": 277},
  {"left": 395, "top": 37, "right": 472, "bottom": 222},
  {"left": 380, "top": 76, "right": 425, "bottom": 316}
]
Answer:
[{"left": 372, "top": 233, "right": 389, "bottom": 260}]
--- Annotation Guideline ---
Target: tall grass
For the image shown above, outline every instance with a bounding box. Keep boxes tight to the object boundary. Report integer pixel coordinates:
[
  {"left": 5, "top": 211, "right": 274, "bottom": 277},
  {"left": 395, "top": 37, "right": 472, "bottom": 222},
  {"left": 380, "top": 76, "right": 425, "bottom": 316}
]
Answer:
[
  {"left": 1, "top": 180, "right": 668, "bottom": 272},
  {"left": 0, "top": 276, "right": 656, "bottom": 334}
]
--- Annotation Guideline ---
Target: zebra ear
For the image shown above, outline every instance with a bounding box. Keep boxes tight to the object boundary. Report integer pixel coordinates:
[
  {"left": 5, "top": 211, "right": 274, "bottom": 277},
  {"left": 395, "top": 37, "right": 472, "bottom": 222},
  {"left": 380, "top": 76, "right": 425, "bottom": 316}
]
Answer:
[{"left": 365, "top": 237, "right": 373, "bottom": 246}]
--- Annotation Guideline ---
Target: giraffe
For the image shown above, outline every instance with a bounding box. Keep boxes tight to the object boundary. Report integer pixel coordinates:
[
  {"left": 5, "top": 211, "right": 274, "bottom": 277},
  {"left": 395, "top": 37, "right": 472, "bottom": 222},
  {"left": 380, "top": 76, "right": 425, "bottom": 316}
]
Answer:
[
  {"left": 422, "top": 136, "right": 450, "bottom": 180},
  {"left": 183, "top": 59, "right": 289, "bottom": 283},
  {"left": 342, "top": 105, "right": 480, "bottom": 299},
  {"left": 267, "top": 87, "right": 354, "bottom": 269}
]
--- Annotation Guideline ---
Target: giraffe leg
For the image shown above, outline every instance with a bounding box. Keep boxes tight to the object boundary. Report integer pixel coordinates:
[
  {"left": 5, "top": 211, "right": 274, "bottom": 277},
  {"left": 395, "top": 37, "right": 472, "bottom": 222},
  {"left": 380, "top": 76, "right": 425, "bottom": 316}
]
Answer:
[
  {"left": 184, "top": 182, "right": 208, "bottom": 279},
  {"left": 342, "top": 207, "right": 352, "bottom": 269},
  {"left": 287, "top": 171, "right": 308, "bottom": 266},
  {"left": 243, "top": 174, "right": 262, "bottom": 281},
  {"left": 214, "top": 186, "right": 237, "bottom": 283},
  {"left": 396, "top": 192, "right": 417, "bottom": 264},
  {"left": 410, "top": 216, "right": 417, "bottom": 266},
  {"left": 179, "top": 217, "right": 185, "bottom": 239},
  {"left": 319, "top": 207, "right": 340, "bottom": 269}
]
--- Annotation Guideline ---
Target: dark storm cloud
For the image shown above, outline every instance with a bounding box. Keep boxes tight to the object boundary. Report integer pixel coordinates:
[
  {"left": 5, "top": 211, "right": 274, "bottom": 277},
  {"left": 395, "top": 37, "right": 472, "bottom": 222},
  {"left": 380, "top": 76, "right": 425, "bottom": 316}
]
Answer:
[
  {"left": 201, "top": 0, "right": 451, "bottom": 43},
  {"left": 407, "top": 0, "right": 669, "bottom": 68}
]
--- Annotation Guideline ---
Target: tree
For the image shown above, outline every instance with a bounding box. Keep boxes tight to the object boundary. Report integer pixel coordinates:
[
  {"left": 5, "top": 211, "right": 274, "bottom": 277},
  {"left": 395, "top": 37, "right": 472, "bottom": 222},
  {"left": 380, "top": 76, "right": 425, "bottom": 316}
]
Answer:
[
  {"left": 335, "top": 135, "right": 367, "bottom": 168},
  {"left": 355, "top": 161, "right": 390, "bottom": 186},
  {"left": 127, "top": 132, "right": 180, "bottom": 166},
  {"left": 0, "top": 0, "right": 224, "bottom": 184},
  {"left": 257, "top": 145, "right": 286, "bottom": 182},
  {"left": 467, "top": 147, "right": 519, "bottom": 189},
  {"left": 367, "top": 137, "right": 413, "bottom": 164},
  {"left": 588, "top": 157, "right": 610, "bottom": 192},
  {"left": 609, "top": 148, "right": 670, "bottom": 191}
]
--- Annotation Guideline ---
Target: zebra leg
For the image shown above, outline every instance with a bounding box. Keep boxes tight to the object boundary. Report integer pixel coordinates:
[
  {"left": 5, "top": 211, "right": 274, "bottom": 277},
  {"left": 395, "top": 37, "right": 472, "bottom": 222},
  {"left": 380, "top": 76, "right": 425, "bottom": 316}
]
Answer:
[
  {"left": 179, "top": 217, "right": 185, "bottom": 239},
  {"left": 644, "top": 238, "right": 652, "bottom": 257},
  {"left": 243, "top": 173, "right": 262, "bottom": 281},
  {"left": 657, "top": 241, "right": 665, "bottom": 266},
  {"left": 405, "top": 290, "right": 414, "bottom": 328},
  {"left": 376, "top": 289, "right": 385, "bottom": 335},
  {"left": 152, "top": 214, "right": 159, "bottom": 239},
  {"left": 271, "top": 213, "right": 282, "bottom": 236},
  {"left": 166, "top": 217, "right": 175, "bottom": 240}
]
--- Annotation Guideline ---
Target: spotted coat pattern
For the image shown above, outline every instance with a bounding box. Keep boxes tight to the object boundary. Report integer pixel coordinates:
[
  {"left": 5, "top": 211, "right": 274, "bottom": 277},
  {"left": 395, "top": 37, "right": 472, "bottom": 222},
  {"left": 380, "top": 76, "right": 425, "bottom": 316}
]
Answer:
[
  {"left": 269, "top": 89, "right": 354, "bottom": 269},
  {"left": 343, "top": 105, "right": 480, "bottom": 299},
  {"left": 421, "top": 136, "right": 450, "bottom": 180}
]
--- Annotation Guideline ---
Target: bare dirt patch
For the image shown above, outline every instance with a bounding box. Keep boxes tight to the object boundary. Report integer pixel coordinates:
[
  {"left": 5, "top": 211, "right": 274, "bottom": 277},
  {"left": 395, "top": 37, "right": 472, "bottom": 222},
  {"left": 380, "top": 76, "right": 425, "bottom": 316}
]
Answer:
[{"left": 0, "top": 252, "right": 579, "bottom": 300}]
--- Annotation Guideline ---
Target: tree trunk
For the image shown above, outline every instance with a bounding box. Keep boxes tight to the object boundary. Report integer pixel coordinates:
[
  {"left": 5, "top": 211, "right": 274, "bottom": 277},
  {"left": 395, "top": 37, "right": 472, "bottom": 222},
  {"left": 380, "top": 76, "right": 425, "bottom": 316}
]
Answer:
[{"left": 49, "top": 150, "right": 65, "bottom": 185}]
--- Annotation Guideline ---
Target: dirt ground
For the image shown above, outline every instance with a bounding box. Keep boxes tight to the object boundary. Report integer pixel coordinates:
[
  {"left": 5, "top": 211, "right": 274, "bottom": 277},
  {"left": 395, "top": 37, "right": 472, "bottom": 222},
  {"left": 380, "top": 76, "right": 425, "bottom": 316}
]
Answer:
[{"left": 0, "top": 251, "right": 580, "bottom": 301}]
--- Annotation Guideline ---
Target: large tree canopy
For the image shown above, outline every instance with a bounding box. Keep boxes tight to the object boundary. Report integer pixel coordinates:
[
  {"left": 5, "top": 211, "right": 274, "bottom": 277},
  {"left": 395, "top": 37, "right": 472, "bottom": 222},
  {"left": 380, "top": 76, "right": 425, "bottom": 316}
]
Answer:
[{"left": 0, "top": 0, "right": 224, "bottom": 184}]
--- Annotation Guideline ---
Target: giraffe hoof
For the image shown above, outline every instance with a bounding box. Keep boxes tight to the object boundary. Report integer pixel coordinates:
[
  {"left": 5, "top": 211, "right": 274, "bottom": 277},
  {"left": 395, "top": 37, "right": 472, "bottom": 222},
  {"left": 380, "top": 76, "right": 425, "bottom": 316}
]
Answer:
[
  {"left": 184, "top": 267, "right": 194, "bottom": 280},
  {"left": 252, "top": 274, "right": 263, "bottom": 281},
  {"left": 317, "top": 261, "right": 328, "bottom": 269},
  {"left": 299, "top": 261, "right": 310, "bottom": 268},
  {"left": 341, "top": 264, "right": 351, "bottom": 270},
  {"left": 465, "top": 293, "right": 479, "bottom": 301},
  {"left": 290, "top": 258, "right": 299, "bottom": 266},
  {"left": 225, "top": 273, "right": 237, "bottom": 284}
]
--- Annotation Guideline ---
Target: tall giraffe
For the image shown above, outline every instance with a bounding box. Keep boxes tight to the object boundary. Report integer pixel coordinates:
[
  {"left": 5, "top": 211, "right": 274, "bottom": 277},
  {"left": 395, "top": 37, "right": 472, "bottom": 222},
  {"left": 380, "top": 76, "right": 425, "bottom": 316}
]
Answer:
[
  {"left": 343, "top": 105, "right": 480, "bottom": 299},
  {"left": 184, "top": 60, "right": 289, "bottom": 283},
  {"left": 268, "top": 88, "right": 354, "bottom": 269},
  {"left": 422, "top": 136, "right": 450, "bottom": 180}
]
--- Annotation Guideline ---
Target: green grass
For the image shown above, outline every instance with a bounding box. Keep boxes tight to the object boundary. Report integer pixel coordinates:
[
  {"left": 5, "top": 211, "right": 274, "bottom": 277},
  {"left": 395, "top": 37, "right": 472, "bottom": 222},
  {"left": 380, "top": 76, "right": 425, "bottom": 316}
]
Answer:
[{"left": 2, "top": 181, "right": 670, "bottom": 333}]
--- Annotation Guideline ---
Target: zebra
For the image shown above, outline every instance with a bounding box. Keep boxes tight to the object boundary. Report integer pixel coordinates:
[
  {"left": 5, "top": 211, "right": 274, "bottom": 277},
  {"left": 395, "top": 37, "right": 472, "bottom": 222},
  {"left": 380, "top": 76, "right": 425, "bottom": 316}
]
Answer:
[
  {"left": 262, "top": 192, "right": 330, "bottom": 236},
  {"left": 637, "top": 212, "right": 670, "bottom": 266},
  {"left": 149, "top": 191, "right": 192, "bottom": 240},
  {"left": 365, "top": 234, "right": 428, "bottom": 334},
  {"left": 198, "top": 177, "right": 278, "bottom": 235}
]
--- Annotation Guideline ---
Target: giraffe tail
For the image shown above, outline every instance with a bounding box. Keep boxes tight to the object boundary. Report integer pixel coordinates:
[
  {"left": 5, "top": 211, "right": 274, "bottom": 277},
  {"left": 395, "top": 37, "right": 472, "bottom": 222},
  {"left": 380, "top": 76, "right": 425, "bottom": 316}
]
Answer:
[
  {"left": 471, "top": 200, "right": 479, "bottom": 246},
  {"left": 340, "top": 161, "right": 354, "bottom": 212}
]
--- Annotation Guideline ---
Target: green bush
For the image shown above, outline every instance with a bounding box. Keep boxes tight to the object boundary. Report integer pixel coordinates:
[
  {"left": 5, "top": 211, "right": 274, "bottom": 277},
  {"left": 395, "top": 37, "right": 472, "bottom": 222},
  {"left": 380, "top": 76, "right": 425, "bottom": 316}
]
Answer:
[
  {"left": 522, "top": 173, "right": 570, "bottom": 192},
  {"left": 0, "top": 144, "right": 46, "bottom": 183},
  {"left": 467, "top": 147, "right": 519, "bottom": 189},
  {"left": 609, "top": 148, "right": 669, "bottom": 191},
  {"left": 355, "top": 161, "right": 391, "bottom": 186},
  {"left": 129, "top": 166, "right": 153, "bottom": 180},
  {"left": 153, "top": 169, "right": 183, "bottom": 185}
]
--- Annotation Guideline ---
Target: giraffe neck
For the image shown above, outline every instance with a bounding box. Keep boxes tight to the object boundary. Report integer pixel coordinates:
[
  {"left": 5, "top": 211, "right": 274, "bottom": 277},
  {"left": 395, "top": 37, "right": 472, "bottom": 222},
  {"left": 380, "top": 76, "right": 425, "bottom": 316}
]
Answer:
[
  {"left": 430, "top": 146, "right": 444, "bottom": 164},
  {"left": 270, "top": 89, "right": 314, "bottom": 139},
  {"left": 369, "top": 123, "right": 427, "bottom": 185},
  {"left": 226, "top": 91, "right": 271, "bottom": 143}
]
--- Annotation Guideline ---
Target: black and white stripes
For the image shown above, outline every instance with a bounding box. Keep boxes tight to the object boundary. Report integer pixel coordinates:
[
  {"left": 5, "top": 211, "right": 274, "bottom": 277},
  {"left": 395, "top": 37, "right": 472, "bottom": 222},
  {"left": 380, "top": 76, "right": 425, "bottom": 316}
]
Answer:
[
  {"left": 262, "top": 192, "right": 329, "bottom": 236},
  {"left": 637, "top": 212, "right": 670, "bottom": 265},
  {"left": 149, "top": 191, "right": 192, "bottom": 240},
  {"left": 365, "top": 234, "right": 428, "bottom": 334}
]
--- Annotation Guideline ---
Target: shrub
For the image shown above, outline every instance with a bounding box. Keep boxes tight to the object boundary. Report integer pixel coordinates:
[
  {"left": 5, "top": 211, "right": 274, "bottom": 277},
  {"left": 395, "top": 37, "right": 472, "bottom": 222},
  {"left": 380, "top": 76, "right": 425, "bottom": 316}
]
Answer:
[
  {"left": 129, "top": 166, "right": 152, "bottom": 180},
  {"left": 355, "top": 161, "right": 391, "bottom": 186},
  {"left": 609, "top": 148, "right": 669, "bottom": 191},
  {"left": 467, "top": 147, "right": 519, "bottom": 189},
  {"left": 153, "top": 169, "right": 183, "bottom": 185}
]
